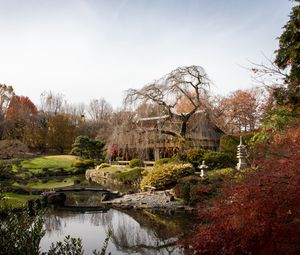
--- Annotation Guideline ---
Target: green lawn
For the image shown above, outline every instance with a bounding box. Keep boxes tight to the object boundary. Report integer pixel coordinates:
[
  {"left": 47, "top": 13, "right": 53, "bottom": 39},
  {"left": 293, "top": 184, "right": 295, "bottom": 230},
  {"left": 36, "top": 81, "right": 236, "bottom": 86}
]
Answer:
[
  {"left": 21, "top": 155, "right": 77, "bottom": 174},
  {"left": 0, "top": 193, "right": 39, "bottom": 209},
  {"left": 13, "top": 176, "right": 81, "bottom": 190}
]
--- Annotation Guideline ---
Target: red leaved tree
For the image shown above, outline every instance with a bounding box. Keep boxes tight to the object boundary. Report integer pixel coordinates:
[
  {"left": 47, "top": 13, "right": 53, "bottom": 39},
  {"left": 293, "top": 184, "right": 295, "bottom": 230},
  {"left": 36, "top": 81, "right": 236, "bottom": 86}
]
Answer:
[
  {"left": 6, "top": 96, "right": 38, "bottom": 143},
  {"left": 183, "top": 118, "right": 300, "bottom": 254}
]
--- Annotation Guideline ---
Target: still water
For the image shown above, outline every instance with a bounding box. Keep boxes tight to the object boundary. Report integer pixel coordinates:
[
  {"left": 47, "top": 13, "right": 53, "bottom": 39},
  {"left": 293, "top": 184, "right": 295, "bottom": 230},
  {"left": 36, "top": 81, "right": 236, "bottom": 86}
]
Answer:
[{"left": 41, "top": 208, "right": 196, "bottom": 255}]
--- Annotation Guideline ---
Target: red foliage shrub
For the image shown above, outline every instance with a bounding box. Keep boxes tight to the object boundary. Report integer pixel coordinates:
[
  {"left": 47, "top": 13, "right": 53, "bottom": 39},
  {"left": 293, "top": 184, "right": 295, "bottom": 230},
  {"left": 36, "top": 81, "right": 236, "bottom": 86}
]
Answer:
[{"left": 183, "top": 118, "right": 300, "bottom": 254}]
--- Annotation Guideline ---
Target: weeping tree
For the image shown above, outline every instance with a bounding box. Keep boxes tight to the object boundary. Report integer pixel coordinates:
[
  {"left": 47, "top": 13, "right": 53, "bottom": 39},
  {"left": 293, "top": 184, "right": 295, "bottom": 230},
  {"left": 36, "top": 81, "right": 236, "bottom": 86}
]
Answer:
[{"left": 124, "top": 65, "right": 211, "bottom": 142}]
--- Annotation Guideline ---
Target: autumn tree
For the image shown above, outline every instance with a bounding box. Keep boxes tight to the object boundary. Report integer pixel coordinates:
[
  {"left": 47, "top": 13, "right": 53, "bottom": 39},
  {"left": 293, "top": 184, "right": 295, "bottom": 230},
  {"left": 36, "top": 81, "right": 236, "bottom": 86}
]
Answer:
[
  {"left": 212, "top": 88, "right": 267, "bottom": 133},
  {"left": 24, "top": 113, "right": 48, "bottom": 152},
  {"left": 125, "top": 65, "right": 211, "bottom": 139},
  {"left": 47, "top": 113, "right": 77, "bottom": 154},
  {"left": 6, "top": 96, "right": 38, "bottom": 143}
]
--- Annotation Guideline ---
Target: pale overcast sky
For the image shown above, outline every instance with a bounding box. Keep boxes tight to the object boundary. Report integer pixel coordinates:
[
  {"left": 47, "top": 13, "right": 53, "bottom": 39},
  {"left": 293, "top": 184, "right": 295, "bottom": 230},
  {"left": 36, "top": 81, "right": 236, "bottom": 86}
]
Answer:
[{"left": 0, "top": 0, "right": 294, "bottom": 108}]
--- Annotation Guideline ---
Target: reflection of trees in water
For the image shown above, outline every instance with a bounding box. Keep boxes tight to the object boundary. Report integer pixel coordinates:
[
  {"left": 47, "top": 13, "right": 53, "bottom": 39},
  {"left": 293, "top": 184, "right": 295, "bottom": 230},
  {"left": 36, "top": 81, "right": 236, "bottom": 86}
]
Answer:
[
  {"left": 110, "top": 210, "right": 185, "bottom": 255},
  {"left": 64, "top": 192, "right": 103, "bottom": 207},
  {"left": 44, "top": 215, "right": 63, "bottom": 237},
  {"left": 43, "top": 208, "right": 195, "bottom": 254},
  {"left": 89, "top": 211, "right": 113, "bottom": 227},
  {"left": 43, "top": 210, "right": 91, "bottom": 236}
]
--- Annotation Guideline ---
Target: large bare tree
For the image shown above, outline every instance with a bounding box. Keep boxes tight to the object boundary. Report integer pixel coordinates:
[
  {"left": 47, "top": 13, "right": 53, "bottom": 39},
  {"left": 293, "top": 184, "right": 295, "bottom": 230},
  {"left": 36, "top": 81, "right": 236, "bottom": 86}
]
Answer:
[
  {"left": 124, "top": 65, "right": 211, "bottom": 139},
  {"left": 88, "top": 98, "right": 113, "bottom": 121},
  {"left": 40, "top": 91, "right": 65, "bottom": 114}
]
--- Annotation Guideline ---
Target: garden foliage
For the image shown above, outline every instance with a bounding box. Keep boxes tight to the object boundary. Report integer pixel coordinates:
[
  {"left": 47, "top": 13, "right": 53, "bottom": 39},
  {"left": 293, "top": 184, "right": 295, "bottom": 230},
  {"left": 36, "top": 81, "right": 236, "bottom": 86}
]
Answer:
[
  {"left": 128, "top": 158, "right": 143, "bottom": 168},
  {"left": 140, "top": 163, "right": 193, "bottom": 190},
  {"left": 111, "top": 167, "right": 143, "bottom": 185},
  {"left": 153, "top": 158, "right": 173, "bottom": 167},
  {"left": 71, "top": 136, "right": 104, "bottom": 160},
  {"left": 0, "top": 208, "right": 111, "bottom": 255},
  {"left": 184, "top": 118, "right": 300, "bottom": 254}
]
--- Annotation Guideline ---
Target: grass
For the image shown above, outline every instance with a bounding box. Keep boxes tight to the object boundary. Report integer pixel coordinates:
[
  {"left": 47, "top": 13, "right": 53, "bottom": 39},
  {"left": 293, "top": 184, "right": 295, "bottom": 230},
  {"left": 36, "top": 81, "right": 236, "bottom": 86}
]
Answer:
[
  {"left": 0, "top": 193, "right": 39, "bottom": 209},
  {"left": 21, "top": 155, "right": 77, "bottom": 174},
  {"left": 13, "top": 176, "right": 81, "bottom": 190},
  {"left": 96, "top": 165, "right": 127, "bottom": 173}
]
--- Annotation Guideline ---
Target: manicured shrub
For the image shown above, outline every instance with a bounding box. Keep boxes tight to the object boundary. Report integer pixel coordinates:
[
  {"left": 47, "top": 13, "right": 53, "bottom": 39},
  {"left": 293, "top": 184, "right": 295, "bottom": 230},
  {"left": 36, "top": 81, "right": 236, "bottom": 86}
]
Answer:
[
  {"left": 173, "top": 175, "right": 220, "bottom": 205},
  {"left": 129, "top": 158, "right": 143, "bottom": 168},
  {"left": 186, "top": 148, "right": 205, "bottom": 168},
  {"left": 83, "top": 159, "right": 95, "bottom": 167},
  {"left": 203, "top": 151, "right": 236, "bottom": 169},
  {"left": 140, "top": 163, "right": 193, "bottom": 190},
  {"left": 153, "top": 158, "right": 173, "bottom": 167},
  {"left": 112, "top": 167, "right": 143, "bottom": 185},
  {"left": 173, "top": 175, "right": 202, "bottom": 204},
  {"left": 208, "top": 167, "right": 236, "bottom": 180}
]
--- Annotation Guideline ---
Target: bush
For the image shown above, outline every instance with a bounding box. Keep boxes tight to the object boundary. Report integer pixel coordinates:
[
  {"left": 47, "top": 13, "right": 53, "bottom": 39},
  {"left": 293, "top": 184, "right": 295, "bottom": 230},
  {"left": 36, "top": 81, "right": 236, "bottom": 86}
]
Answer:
[
  {"left": 0, "top": 161, "right": 13, "bottom": 179},
  {"left": 153, "top": 158, "right": 173, "bottom": 167},
  {"left": 203, "top": 151, "right": 236, "bottom": 169},
  {"left": 186, "top": 148, "right": 205, "bottom": 168},
  {"left": 72, "top": 159, "right": 94, "bottom": 170},
  {"left": 220, "top": 135, "right": 239, "bottom": 155},
  {"left": 173, "top": 175, "right": 202, "bottom": 204},
  {"left": 220, "top": 134, "right": 253, "bottom": 156},
  {"left": 112, "top": 167, "right": 143, "bottom": 185},
  {"left": 83, "top": 159, "right": 95, "bottom": 167},
  {"left": 140, "top": 163, "right": 193, "bottom": 190},
  {"left": 173, "top": 175, "right": 220, "bottom": 205},
  {"left": 129, "top": 158, "right": 143, "bottom": 168},
  {"left": 208, "top": 167, "right": 235, "bottom": 180}
]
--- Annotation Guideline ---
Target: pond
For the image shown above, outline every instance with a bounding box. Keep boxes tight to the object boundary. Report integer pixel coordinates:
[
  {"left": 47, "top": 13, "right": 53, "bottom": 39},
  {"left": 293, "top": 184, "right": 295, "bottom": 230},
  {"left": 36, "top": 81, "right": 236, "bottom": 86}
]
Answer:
[{"left": 40, "top": 208, "right": 198, "bottom": 255}]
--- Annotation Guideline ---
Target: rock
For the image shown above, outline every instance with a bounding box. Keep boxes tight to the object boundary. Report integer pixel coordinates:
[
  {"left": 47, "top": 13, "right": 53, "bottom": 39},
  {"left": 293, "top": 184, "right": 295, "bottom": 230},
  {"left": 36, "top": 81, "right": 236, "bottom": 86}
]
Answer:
[
  {"left": 74, "top": 179, "right": 81, "bottom": 185},
  {"left": 101, "top": 193, "right": 110, "bottom": 202},
  {"left": 47, "top": 192, "right": 66, "bottom": 205},
  {"left": 31, "top": 190, "right": 43, "bottom": 195}
]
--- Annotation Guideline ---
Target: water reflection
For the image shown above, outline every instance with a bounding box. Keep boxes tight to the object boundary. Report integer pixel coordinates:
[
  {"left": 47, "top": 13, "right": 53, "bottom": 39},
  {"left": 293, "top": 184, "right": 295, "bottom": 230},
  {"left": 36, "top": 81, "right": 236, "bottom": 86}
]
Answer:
[{"left": 41, "top": 209, "right": 196, "bottom": 255}]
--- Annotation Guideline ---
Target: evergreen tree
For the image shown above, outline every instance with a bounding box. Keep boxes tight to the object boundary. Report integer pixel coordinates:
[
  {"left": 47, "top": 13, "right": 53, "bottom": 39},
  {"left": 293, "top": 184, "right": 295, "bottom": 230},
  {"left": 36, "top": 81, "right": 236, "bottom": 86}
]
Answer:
[
  {"left": 275, "top": 1, "right": 300, "bottom": 106},
  {"left": 71, "top": 136, "right": 104, "bottom": 159}
]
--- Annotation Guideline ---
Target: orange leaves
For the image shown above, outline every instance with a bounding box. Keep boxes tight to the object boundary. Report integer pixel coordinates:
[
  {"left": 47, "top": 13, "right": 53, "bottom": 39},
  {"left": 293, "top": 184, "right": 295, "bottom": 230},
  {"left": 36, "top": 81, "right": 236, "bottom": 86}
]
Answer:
[{"left": 6, "top": 96, "right": 37, "bottom": 119}]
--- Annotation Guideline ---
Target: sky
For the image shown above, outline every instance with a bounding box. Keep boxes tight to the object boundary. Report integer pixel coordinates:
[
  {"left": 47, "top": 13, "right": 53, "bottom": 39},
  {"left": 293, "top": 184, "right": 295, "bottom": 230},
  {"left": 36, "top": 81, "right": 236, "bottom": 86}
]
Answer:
[{"left": 0, "top": 0, "right": 294, "bottom": 109}]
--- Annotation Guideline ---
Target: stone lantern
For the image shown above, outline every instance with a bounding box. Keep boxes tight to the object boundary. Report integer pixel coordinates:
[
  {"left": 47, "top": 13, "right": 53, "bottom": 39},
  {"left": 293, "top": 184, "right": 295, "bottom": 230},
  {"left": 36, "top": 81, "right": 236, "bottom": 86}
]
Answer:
[
  {"left": 236, "top": 136, "right": 247, "bottom": 170},
  {"left": 199, "top": 160, "right": 209, "bottom": 178}
]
